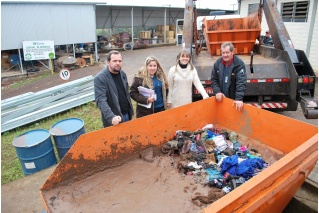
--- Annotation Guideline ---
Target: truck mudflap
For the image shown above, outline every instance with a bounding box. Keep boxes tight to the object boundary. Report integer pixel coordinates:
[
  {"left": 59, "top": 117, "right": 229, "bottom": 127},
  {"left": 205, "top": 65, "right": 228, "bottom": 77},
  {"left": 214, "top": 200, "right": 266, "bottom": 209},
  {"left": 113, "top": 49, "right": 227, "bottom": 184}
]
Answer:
[
  {"left": 40, "top": 98, "right": 318, "bottom": 212},
  {"left": 298, "top": 92, "right": 318, "bottom": 119}
]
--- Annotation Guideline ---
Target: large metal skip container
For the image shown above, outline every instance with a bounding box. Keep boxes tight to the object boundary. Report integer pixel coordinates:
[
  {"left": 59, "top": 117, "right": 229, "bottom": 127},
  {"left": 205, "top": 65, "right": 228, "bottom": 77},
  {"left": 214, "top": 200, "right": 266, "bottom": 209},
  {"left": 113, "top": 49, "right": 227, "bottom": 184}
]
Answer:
[
  {"left": 40, "top": 97, "right": 318, "bottom": 212},
  {"left": 203, "top": 13, "right": 261, "bottom": 55}
]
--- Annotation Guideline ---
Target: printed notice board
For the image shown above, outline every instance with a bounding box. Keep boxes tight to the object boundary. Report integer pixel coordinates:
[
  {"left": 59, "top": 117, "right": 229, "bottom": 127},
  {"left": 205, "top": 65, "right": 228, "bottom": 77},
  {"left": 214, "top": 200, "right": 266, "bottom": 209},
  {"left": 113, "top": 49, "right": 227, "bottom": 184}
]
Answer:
[{"left": 23, "top": 40, "right": 55, "bottom": 61}]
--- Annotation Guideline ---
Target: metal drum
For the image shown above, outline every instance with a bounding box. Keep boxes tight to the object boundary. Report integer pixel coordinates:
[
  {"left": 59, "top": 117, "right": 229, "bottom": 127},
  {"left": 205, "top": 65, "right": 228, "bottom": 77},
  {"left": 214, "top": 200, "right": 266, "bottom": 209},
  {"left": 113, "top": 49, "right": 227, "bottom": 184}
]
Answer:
[
  {"left": 50, "top": 118, "right": 85, "bottom": 160},
  {"left": 12, "top": 129, "right": 57, "bottom": 175}
]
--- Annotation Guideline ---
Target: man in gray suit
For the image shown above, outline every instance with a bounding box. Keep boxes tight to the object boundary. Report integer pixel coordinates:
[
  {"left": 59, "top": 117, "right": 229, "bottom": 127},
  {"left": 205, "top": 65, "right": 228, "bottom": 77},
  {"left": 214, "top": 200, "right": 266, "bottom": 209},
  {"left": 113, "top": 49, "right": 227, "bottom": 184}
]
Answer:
[{"left": 94, "top": 50, "right": 134, "bottom": 128}]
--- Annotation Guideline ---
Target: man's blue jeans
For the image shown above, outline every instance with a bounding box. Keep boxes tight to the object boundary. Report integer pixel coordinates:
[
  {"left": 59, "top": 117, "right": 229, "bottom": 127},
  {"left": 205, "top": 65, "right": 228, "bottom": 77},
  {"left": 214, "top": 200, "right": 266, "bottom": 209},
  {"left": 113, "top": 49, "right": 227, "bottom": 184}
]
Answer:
[{"left": 122, "top": 113, "right": 130, "bottom": 122}]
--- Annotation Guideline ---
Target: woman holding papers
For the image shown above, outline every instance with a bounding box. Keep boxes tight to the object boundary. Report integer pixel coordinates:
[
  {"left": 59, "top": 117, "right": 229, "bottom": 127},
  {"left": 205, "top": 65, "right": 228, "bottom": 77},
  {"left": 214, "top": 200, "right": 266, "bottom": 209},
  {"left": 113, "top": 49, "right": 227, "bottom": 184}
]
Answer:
[
  {"left": 130, "top": 56, "right": 169, "bottom": 118},
  {"left": 167, "top": 49, "right": 209, "bottom": 108}
]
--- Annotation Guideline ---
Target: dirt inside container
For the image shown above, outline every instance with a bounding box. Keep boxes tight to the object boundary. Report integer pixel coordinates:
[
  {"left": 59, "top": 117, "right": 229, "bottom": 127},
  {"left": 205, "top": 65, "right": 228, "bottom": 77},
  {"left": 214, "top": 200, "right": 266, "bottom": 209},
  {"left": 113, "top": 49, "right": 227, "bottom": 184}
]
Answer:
[{"left": 42, "top": 129, "right": 284, "bottom": 213}]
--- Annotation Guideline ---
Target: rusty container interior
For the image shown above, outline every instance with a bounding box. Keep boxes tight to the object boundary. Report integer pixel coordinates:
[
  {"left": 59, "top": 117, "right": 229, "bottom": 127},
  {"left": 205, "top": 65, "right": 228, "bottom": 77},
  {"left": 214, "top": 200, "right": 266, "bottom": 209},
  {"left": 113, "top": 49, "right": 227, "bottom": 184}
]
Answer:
[
  {"left": 40, "top": 97, "right": 318, "bottom": 212},
  {"left": 203, "top": 13, "right": 261, "bottom": 55}
]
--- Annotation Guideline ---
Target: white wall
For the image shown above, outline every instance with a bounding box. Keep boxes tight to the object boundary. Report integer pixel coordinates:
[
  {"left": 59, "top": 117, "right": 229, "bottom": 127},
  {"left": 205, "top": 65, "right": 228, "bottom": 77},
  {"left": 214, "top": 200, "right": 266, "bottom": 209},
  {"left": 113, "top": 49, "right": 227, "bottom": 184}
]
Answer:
[
  {"left": 1, "top": 3, "right": 97, "bottom": 50},
  {"left": 309, "top": 7, "right": 318, "bottom": 72}
]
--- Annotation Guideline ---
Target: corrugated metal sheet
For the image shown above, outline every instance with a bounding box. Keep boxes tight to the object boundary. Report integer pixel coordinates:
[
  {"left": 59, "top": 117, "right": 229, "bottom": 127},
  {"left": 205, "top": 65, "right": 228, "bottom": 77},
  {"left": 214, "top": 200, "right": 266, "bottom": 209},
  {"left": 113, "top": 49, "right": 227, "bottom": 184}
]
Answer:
[
  {"left": 1, "top": 2, "right": 223, "bottom": 51},
  {"left": 1, "top": 3, "right": 97, "bottom": 50},
  {"left": 1, "top": 76, "right": 95, "bottom": 133},
  {"left": 95, "top": 6, "right": 210, "bottom": 28}
]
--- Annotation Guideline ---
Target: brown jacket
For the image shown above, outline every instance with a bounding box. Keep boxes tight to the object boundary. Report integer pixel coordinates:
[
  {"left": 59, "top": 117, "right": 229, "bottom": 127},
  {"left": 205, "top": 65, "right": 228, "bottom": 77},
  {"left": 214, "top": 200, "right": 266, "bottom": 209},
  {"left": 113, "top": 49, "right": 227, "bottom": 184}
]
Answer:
[{"left": 130, "top": 76, "right": 168, "bottom": 118}]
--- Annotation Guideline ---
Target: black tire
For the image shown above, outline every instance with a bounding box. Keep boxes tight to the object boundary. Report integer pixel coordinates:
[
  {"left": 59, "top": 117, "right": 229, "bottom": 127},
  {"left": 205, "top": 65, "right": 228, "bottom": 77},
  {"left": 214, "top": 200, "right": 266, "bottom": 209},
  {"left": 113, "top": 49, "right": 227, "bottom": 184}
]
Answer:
[{"left": 123, "top": 43, "right": 133, "bottom": 51}]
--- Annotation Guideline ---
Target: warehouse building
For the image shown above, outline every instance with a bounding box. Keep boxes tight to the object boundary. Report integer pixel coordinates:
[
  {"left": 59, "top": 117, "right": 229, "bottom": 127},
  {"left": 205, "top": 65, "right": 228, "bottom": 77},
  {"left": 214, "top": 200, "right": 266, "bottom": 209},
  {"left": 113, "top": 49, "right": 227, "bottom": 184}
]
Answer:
[
  {"left": 2, "top": 0, "right": 316, "bottom": 74},
  {"left": 1, "top": 0, "right": 232, "bottom": 74}
]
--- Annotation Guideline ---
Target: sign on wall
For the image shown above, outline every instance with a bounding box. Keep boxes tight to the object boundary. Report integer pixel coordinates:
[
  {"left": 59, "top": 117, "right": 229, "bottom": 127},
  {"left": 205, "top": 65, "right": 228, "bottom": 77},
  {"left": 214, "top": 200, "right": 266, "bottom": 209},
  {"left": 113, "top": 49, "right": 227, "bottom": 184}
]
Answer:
[{"left": 22, "top": 40, "right": 55, "bottom": 61}]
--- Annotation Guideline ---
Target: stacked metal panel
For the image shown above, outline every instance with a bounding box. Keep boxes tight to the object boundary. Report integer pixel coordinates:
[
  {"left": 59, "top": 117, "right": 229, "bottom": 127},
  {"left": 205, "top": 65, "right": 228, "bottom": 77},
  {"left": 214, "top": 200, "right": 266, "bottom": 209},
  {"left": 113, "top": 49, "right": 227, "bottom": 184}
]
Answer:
[{"left": 1, "top": 76, "right": 95, "bottom": 133}]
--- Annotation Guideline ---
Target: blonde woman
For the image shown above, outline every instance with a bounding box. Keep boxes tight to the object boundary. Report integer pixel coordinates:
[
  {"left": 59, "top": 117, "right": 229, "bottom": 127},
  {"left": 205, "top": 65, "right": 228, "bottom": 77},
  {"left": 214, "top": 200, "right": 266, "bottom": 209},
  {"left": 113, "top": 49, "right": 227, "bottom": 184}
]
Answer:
[
  {"left": 130, "top": 56, "right": 169, "bottom": 118},
  {"left": 167, "top": 49, "right": 209, "bottom": 108}
]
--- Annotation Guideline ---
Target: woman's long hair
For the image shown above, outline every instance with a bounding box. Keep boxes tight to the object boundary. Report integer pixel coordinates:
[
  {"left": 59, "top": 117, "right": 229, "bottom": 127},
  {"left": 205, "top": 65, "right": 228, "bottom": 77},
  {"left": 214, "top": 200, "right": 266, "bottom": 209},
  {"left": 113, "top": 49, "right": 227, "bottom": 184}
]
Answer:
[{"left": 138, "top": 56, "right": 168, "bottom": 89}]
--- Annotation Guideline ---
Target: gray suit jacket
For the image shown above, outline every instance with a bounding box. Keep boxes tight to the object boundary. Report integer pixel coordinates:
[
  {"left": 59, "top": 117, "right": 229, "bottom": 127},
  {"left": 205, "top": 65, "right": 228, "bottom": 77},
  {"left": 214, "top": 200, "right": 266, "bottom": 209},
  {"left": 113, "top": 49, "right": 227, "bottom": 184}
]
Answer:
[{"left": 94, "top": 67, "right": 134, "bottom": 127}]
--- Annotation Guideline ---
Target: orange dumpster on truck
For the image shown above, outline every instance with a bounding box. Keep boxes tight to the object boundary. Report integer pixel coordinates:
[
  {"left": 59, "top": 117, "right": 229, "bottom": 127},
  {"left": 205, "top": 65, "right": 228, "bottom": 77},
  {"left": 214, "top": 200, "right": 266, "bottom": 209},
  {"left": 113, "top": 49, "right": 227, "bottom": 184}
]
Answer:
[
  {"left": 188, "top": 0, "right": 317, "bottom": 119},
  {"left": 203, "top": 13, "right": 261, "bottom": 55},
  {"left": 40, "top": 97, "right": 317, "bottom": 212}
]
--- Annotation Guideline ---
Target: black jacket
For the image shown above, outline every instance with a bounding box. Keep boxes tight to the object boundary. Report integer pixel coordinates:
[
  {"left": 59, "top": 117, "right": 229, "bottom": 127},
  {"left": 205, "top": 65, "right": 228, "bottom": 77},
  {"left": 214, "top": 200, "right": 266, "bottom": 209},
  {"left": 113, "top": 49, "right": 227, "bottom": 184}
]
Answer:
[
  {"left": 211, "top": 55, "right": 247, "bottom": 101},
  {"left": 261, "top": 35, "right": 273, "bottom": 46}
]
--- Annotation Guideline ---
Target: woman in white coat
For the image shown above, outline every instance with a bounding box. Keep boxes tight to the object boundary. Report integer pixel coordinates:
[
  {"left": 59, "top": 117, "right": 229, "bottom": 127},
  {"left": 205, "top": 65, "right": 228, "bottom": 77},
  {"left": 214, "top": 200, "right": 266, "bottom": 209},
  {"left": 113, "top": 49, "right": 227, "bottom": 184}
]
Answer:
[{"left": 167, "top": 49, "right": 209, "bottom": 108}]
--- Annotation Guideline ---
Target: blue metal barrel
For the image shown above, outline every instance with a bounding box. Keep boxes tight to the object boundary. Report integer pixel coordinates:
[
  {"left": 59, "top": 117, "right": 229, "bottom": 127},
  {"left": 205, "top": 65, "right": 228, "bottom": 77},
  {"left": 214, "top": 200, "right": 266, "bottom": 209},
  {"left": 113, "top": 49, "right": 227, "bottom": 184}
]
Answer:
[
  {"left": 50, "top": 118, "right": 85, "bottom": 160},
  {"left": 12, "top": 129, "right": 57, "bottom": 175}
]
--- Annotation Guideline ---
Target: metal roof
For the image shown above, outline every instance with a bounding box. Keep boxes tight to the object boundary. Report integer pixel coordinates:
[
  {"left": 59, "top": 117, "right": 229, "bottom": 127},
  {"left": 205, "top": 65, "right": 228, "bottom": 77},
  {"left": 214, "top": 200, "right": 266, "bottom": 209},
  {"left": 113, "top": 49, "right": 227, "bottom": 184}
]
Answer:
[{"left": 1, "top": 0, "right": 107, "bottom": 4}]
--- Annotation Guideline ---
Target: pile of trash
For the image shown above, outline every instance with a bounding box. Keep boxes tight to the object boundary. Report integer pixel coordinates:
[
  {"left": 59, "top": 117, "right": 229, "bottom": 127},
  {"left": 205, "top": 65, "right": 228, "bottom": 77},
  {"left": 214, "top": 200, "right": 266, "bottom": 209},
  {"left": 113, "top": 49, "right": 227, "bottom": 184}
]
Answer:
[{"left": 162, "top": 124, "right": 269, "bottom": 196}]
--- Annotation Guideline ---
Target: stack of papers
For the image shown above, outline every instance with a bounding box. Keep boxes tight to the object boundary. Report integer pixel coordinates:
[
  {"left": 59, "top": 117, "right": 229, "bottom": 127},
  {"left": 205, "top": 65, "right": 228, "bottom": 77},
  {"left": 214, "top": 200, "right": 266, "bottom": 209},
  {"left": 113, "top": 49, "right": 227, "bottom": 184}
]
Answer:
[{"left": 137, "top": 86, "right": 155, "bottom": 108}]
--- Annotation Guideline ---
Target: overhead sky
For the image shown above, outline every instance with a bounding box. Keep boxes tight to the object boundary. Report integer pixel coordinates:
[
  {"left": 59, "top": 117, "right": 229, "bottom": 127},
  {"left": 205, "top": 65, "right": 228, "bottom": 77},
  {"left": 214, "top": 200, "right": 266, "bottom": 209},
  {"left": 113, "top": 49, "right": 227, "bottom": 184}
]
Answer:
[{"left": 105, "top": 0, "right": 239, "bottom": 11}]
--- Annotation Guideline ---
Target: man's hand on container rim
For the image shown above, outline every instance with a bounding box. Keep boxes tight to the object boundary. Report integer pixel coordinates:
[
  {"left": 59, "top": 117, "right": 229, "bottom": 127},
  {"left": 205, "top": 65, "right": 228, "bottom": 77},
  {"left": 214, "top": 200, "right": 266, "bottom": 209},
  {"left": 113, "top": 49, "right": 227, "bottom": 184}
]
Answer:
[
  {"left": 232, "top": 100, "right": 244, "bottom": 111},
  {"left": 112, "top": 116, "right": 122, "bottom": 125}
]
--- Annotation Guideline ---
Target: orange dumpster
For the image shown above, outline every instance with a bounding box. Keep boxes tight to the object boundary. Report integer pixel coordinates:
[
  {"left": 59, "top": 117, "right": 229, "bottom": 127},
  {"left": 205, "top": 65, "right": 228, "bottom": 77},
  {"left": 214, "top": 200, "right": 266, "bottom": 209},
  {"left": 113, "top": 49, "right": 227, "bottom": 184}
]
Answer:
[
  {"left": 40, "top": 97, "right": 317, "bottom": 212},
  {"left": 203, "top": 13, "right": 261, "bottom": 55}
]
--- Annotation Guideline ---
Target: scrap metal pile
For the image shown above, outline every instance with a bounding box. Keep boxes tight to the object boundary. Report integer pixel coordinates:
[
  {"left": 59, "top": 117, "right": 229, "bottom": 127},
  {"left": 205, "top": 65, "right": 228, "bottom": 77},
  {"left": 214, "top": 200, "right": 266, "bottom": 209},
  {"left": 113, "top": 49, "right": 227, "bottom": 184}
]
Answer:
[{"left": 100, "top": 32, "right": 148, "bottom": 50}]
